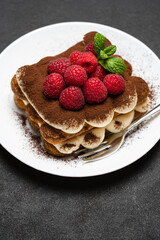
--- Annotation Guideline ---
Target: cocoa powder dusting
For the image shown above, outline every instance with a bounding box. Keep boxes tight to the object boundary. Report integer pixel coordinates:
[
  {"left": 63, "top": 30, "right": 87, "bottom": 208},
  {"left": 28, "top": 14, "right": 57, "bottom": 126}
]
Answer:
[
  {"left": 13, "top": 32, "right": 156, "bottom": 162},
  {"left": 61, "top": 143, "right": 76, "bottom": 150},
  {"left": 15, "top": 112, "right": 51, "bottom": 157},
  {"left": 15, "top": 112, "right": 78, "bottom": 162},
  {"left": 114, "top": 121, "right": 122, "bottom": 129},
  {"left": 84, "top": 132, "right": 100, "bottom": 144},
  {"left": 129, "top": 76, "right": 149, "bottom": 104},
  {"left": 16, "top": 112, "right": 27, "bottom": 126},
  {"left": 148, "top": 84, "right": 159, "bottom": 108},
  {"left": 17, "top": 32, "right": 140, "bottom": 128}
]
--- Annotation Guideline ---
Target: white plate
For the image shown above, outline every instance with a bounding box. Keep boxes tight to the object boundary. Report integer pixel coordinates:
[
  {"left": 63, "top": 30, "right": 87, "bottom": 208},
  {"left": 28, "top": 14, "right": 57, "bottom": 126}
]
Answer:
[{"left": 0, "top": 22, "right": 160, "bottom": 177}]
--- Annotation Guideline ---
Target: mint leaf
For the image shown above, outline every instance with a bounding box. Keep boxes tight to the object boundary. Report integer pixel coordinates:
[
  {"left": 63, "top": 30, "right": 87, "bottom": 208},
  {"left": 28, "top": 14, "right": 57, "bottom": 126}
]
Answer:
[
  {"left": 104, "top": 45, "right": 116, "bottom": 56},
  {"left": 106, "top": 57, "right": 126, "bottom": 74},
  {"left": 99, "top": 57, "right": 126, "bottom": 75},
  {"left": 94, "top": 33, "right": 106, "bottom": 57},
  {"left": 94, "top": 32, "right": 125, "bottom": 74},
  {"left": 98, "top": 59, "right": 106, "bottom": 69},
  {"left": 100, "top": 50, "right": 108, "bottom": 59}
]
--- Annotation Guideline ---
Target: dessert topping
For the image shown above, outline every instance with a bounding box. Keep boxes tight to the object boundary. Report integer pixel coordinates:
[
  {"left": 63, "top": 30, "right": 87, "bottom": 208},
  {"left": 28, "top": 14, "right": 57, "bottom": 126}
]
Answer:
[
  {"left": 60, "top": 86, "right": 84, "bottom": 110},
  {"left": 44, "top": 32, "right": 127, "bottom": 110},
  {"left": 90, "top": 64, "right": 106, "bottom": 81},
  {"left": 69, "top": 51, "right": 82, "bottom": 65},
  {"left": 64, "top": 65, "right": 87, "bottom": 87},
  {"left": 110, "top": 54, "right": 123, "bottom": 59},
  {"left": 83, "top": 77, "right": 108, "bottom": 104},
  {"left": 99, "top": 56, "right": 126, "bottom": 76},
  {"left": 48, "top": 57, "right": 70, "bottom": 76},
  {"left": 84, "top": 42, "right": 96, "bottom": 56},
  {"left": 43, "top": 73, "right": 66, "bottom": 99},
  {"left": 94, "top": 33, "right": 126, "bottom": 75},
  {"left": 103, "top": 74, "right": 125, "bottom": 95},
  {"left": 77, "top": 52, "right": 98, "bottom": 73}
]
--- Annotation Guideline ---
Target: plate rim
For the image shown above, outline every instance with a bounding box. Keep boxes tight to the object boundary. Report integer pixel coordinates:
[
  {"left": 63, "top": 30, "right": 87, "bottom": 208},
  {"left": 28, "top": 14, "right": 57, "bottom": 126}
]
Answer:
[{"left": 0, "top": 21, "right": 160, "bottom": 177}]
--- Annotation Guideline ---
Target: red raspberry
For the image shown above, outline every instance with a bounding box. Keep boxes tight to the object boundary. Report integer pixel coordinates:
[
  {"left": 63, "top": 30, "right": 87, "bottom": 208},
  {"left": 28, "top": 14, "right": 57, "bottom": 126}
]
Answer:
[
  {"left": 110, "top": 54, "right": 123, "bottom": 59},
  {"left": 64, "top": 65, "right": 87, "bottom": 87},
  {"left": 90, "top": 64, "right": 106, "bottom": 81},
  {"left": 103, "top": 74, "right": 125, "bottom": 95},
  {"left": 83, "top": 77, "right": 107, "bottom": 104},
  {"left": 84, "top": 42, "right": 96, "bottom": 56},
  {"left": 77, "top": 52, "right": 98, "bottom": 73},
  {"left": 60, "top": 86, "right": 84, "bottom": 110},
  {"left": 48, "top": 57, "right": 70, "bottom": 76},
  {"left": 69, "top": 51, "right": 82, "bottom": 65},
  {"left": 43, "top": 73, "right": 66, "bottom": 99}
]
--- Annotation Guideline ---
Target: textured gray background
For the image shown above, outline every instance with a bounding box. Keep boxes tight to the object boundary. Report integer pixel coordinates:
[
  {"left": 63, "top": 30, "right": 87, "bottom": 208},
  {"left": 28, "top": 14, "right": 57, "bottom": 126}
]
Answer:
[{"left": 0, "top": 0, "right": 160, "bottom": 239}]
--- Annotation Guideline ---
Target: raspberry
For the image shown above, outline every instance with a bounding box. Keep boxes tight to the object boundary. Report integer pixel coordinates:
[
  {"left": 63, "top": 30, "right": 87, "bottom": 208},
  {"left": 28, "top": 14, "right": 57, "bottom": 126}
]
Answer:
[
  {"left": 43, "top": 73, "right": 66, "bottom": 99},
  {"left": 83, "top": 77, "right": 107, "bottom": 104},
  {"left": 70, "top": 51, "right": 82, "bottom": 65},
  {"left": 77, "top": 52, "right": 98, "bottom": 73},
  {"left": 103, "top": 74, "right": 125, "bottom": 95},
  {"left": 60, "top": 86, "right": 84, "bottom": 110},
  {"left": 110, "top": 54, "right": 123, "bottom": 59},
  {"left": 64, "top": 65, "right": 87, "bottom": 87},
  {"left": 84, "top": 42, "right": 96, "bottom": 56},
  {"left": 90, "top": 64, "right": 106, "bottom": 81},
  {"left": 47, "top": 57, "right": 69, "bottom": 76}
]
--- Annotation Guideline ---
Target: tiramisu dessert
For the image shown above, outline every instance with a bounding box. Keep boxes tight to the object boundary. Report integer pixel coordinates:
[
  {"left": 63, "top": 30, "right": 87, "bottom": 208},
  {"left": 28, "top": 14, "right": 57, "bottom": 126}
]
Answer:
[{"left": 11, "top": 32, "right": 150, "bottom": 156}]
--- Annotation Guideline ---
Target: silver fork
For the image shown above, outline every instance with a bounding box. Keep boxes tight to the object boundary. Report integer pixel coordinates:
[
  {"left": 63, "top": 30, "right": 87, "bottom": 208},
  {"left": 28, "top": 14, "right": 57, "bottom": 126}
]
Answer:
[{"left": 75, "top": 104, "right": 160, "bottom": 163}]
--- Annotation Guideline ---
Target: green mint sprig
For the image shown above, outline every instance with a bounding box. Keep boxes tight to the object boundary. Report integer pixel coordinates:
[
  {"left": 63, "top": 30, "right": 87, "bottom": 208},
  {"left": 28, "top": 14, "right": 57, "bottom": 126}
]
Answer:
[
  {"left": 94, "top": 33, "right": 126, "bottom": 75},
  {"left": 94, "top": 33, "right": 106, "bottom": 56}
]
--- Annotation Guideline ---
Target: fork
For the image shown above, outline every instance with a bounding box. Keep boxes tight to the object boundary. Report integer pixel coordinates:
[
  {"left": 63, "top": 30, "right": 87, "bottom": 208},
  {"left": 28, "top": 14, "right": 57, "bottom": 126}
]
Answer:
[{"left": 75, "top": 104, "right": 160, "bottom": 163}]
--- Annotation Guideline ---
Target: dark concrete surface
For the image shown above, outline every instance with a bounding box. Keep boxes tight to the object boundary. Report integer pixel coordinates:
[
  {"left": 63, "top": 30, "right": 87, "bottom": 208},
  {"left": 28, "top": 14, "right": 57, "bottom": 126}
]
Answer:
[{"left": 0, "top": 0, "right": 160, "bottom": 239}]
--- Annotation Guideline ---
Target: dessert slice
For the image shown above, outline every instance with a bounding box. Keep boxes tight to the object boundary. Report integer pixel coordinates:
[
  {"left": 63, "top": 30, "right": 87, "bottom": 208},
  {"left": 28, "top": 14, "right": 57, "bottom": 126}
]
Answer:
[{"left": 11, "top": 32, "right": 150, "bottom": 156}]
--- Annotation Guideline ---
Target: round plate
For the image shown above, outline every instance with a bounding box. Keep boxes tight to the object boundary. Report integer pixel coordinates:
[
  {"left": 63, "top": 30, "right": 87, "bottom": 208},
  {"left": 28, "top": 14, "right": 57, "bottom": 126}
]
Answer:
[{"left": 0, "top": 22, "right": 160, "bottom": 177}]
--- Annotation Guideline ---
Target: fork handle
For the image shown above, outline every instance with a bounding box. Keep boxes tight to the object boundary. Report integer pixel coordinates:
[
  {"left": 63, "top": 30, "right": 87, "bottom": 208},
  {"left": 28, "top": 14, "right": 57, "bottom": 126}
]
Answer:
[{"left": 126, "top": 104, "right": 160, "bottom": 133}]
